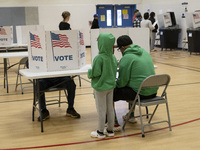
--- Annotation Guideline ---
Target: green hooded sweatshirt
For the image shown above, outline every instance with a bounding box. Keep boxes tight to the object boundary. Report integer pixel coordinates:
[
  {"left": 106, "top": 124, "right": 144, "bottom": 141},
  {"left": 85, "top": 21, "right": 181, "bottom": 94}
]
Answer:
[
  {"left": 116, "top": 44, "right": 158, "bottom": 96},
  {"left": 88, "top": 33, "right": 118, "bottom": 91}
]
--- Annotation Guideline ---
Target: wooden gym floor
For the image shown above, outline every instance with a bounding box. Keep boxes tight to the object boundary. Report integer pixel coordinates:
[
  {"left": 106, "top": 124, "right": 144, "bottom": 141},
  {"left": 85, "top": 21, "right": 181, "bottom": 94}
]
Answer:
[{"left": 0, "top": 48, "right": 200, "bottom": 150}]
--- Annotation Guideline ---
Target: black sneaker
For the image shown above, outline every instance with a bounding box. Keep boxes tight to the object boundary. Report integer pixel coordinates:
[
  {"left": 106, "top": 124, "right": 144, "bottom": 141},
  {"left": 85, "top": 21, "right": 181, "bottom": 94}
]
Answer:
[
  {"left": 66, "top": 108, "right": 80, "bottom": 118},
  {"left": 38, "top": 109, "right": 50, "bottom": 121}
]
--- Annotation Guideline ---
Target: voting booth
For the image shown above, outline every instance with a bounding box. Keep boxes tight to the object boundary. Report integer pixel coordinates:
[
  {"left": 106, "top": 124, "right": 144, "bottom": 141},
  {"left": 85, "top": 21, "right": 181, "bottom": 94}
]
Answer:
[
  {"left": 157, "top": 12, "right": 181, "bottom": 50},
  {"left": 16, "top": 25, "right": 44, "bottom": 44},
  {"left": 185, "top": 12, "right": 200, "bottom": 54},
  {"left": 90, "top": 28, "right": 150, "bottom": 63},
  {"left": 163, "top": 13, "right": 172, "bottom": 28},
  {"left": 28, "top": 30, "right": 86, "bottom": 72},
  {"left": 0, "top": 26, "right": 13, "bottom": 45}
]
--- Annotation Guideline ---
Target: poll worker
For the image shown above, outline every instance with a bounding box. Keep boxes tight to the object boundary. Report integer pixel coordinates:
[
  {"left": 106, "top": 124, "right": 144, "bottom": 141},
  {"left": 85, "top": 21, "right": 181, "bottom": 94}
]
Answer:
[
  {"left": 113, "top": 35, "right": 158, "bottom": 131},
  {"left": 91, "top": 14, "right": 99, "bottom": 29},
  {"left": 37, "top": 11, "right": 80, "bottom": 121},
  {"left": 88, "top": 33, "right": 118, "bottom": 139}
]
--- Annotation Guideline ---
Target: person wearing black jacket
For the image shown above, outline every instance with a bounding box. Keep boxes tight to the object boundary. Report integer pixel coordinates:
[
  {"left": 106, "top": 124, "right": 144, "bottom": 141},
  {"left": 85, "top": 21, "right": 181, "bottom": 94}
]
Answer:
[
  {"left": 149, "top": 12, "right": 158, "bottom": 51},
  {"left": 59, "top": 11, "right": 71, "bottom": 30},
  {"left": 91, "top": 14, "right": 99, "bottom": 29}
]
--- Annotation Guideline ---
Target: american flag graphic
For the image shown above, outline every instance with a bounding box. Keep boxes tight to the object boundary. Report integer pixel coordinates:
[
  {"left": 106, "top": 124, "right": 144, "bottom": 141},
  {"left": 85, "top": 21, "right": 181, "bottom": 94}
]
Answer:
[
  {"left": 193, "top": 14, "right": 200, "bottom": 19},
  {"left": 79, "top": 32, "right": 84, "bottom": 45},
  {"left": 51, "top": 32, "right": 72, "bottom": 48},
  {"left": 30, "top": 33, "right": 42, "bottom": 49},
  {"left": 0, "top": 28, "right": 7, "bottom": 35}
]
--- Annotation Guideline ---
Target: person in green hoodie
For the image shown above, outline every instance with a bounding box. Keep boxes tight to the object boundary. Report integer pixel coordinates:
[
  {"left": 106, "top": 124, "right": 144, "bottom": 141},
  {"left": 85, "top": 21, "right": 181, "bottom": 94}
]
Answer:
[
  {"left": 88, "top": 33, "right": 118, "bottom": 139},
  {"left": 113, "top": 35, "right": 158, "bottom": 131}
]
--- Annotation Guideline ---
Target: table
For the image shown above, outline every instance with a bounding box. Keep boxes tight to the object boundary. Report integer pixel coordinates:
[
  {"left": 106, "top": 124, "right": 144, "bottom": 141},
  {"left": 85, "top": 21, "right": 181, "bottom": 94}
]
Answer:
[
  {"left": 0, "top": 52, "right": 28, "bottom": 93},
  {"left": 0, "top": 44, "right": 27, "bottom": 52},
  {"left": 19, "top": 64, "right": 91, "bottom": 132}
]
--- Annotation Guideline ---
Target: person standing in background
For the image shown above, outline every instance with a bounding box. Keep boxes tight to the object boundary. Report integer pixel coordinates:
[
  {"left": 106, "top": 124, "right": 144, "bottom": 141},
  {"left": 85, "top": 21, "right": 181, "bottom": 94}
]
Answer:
[
  {"left": 91, "top": 14, "right": 99, "bottom": 29},
  {"left": 59, "top": 11, "right": 71, "bottom": 30},
  {"left": 132, "top": 9, "right": 139, "bottom": 23},
  {"left": 141, "top": 12, "right": 155, "bottom": 52},
  {"left": 133, "top": 12, "right": 142, "bottom": 28},
  {"left": 149, "top": 12, "right": 158, "bottom": 51}
]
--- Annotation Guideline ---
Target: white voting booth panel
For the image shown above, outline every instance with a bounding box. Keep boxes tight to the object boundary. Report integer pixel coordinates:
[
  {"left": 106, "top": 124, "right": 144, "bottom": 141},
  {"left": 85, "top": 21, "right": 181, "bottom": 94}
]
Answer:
[
  {"left": 28, "top": 30, "right": 47, "bottom": 72},
  {"left": 192, "top": 12, "right": 200, "bottom": 29},
  {"left": 16, "top": 25, "right": 44, "bottom": 44},
  {"left": 90, "top": 29, "right": 99, "bottom": 64},
  {"left": 91, "top": 28, "right": 150, "bottom": 63},
  {"left": 0, "top": 26, "right": 13, "bottom": 45},
  {"left": 128, "top": 28, "right": 150, "bottom": 53},
  {"left": 46, "top": 30, "right": 86, "bottom": 71},
  {"left": 163, "top": 13, "right": 172, "bottom": 28},
  {"left": 28, "top": 30, "right": 86, "bottom": 72},
  {"left": 185, "top": 12, "right": 200, "bottom": 29}
]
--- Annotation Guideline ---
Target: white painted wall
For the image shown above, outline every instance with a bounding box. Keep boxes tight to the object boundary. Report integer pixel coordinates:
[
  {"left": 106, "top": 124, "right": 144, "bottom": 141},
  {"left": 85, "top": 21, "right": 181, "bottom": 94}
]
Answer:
[
  {"left": 1, "top": 0, "right": 200, "bottom": 46},
  {"left": 0, "top": 0, "right": 142, "bottom": 6}
]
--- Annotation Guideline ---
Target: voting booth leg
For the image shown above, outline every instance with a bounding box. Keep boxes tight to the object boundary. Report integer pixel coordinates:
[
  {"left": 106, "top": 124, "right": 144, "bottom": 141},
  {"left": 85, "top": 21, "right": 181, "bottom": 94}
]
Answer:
[
  {"left": 78, "top": 75, "right": 81, "bottom": 87},
  {"left": 3, "top": 58, "right": 9, "bottom": 93},
  {"left": 36, "top": 79, "right": 44, "bottom": 132},
  {"left": 33, "top": 79, "right": 44, "bottom": 132},
  {"left": 32, "top": 79, "right": 36, "bottom": 121}
]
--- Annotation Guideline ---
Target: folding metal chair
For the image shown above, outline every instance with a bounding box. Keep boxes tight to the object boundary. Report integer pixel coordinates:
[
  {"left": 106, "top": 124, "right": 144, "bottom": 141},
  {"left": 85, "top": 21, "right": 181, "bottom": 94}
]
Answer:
[
  {"left": 122, "top": 74, "right": 172, "bottom": 137},
  {"left": 32, "top": 78, "right": 72, "bottom": 132},
  {"left": 15, "top": 57, "right": 32, "bottom": 94}
]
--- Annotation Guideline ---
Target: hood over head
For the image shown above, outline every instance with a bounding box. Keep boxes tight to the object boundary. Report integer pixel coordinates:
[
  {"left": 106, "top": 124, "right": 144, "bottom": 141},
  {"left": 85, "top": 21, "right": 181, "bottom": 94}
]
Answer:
[{"left": 98, "top": 33, "right": 115, "bottom": 55}]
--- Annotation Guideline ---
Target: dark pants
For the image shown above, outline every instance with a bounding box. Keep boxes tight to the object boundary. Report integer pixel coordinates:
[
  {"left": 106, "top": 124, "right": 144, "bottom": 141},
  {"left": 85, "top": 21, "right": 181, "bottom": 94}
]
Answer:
[
  {"left": 38, "top": 76, "right": 76, "bottom": 110},
  {"left": 113, "top": 86, "right": 156, "bottom": 102}
]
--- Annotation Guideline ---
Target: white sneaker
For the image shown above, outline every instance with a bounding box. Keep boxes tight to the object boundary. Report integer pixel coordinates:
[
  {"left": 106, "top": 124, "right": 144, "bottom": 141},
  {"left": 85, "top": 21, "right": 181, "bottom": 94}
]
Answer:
[
  {"left": 91, "top": 130, "right": 105, "bottom": 139},
  {"left": 113, "top": 125, "right": 122, "bottom": 132},
  {"left": 122, "top": 113, "right": 137, "bottom": 123},
  {"left": 104, "top": 128, "right": 114, "bottom": 137}
]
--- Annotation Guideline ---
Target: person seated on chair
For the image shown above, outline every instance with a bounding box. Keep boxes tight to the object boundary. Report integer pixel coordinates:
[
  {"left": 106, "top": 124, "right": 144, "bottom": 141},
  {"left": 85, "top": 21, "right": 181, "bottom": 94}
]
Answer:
[
  {"left": 38, "top": 76, "right": 80, "bottom": 121},
  {"left": 113, "top": 35, "right": 158, "bottom": 131},
  {"left": 25, "top": 60, "right": 80, "bottom": 121}
]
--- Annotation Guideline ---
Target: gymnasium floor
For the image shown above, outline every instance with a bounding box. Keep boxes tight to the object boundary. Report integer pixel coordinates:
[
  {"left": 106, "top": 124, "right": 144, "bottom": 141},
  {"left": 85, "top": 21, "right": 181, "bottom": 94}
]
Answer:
[{"left": 0, "top": 48, "right": 200, "bottom": 150}]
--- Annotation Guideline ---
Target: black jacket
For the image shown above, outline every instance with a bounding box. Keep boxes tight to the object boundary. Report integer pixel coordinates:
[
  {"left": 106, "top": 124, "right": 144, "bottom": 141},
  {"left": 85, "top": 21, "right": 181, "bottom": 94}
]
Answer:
[
  {"left": 91, "top": 19, "right": 99, "bottom": 29},
  {"left": 59, "top": 22, "right": 71, "bottom": 30},
  {"left": 149, "top": 17, "right": 158, "bottom": 32}
]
